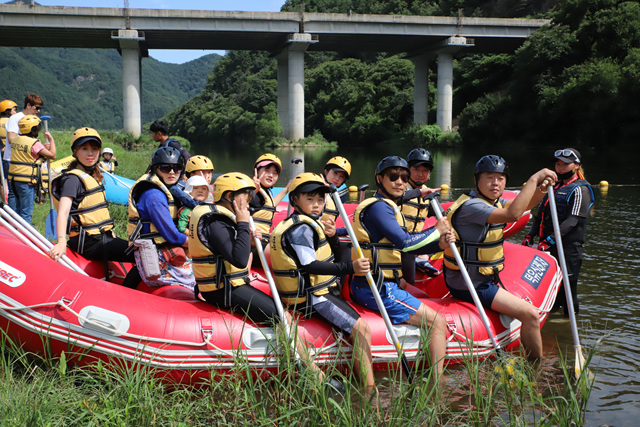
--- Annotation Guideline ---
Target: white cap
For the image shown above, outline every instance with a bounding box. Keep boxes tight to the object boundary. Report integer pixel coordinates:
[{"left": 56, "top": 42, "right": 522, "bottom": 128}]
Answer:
[{"left": 185, "top": 175, "right": 210, "bottom": 194}]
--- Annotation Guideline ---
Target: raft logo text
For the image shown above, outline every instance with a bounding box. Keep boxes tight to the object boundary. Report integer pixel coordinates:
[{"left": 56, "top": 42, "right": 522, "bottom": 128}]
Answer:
[
  {"left": 0, "top": 261, "right": 26, "bottom": 287},
  {"left": 521, "top": 255, "right": 550, "bottom": 290}
]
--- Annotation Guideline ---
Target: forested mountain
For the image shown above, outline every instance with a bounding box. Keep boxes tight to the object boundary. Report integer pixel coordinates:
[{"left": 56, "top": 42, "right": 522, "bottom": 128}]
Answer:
[
  {"left": 168, "top": 0, "right": 640, "bottom": 149},
  {"left": 0, "top": 46, "right": 220, "bottom": 130}
]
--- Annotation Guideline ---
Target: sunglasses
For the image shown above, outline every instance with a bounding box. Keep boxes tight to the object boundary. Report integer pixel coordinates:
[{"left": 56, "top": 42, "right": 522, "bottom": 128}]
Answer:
[
  {"left": 387, "top": 171, "right": 410, "bottom": 183},
  {"left": 34, "top": 106, "right": 42, "bottom": 111},
  {"left": 157, "top": 164, "right": 183, "bottom": 173},
  {"left": 554, "top": 149, "right": 579, "bottom": 163}
]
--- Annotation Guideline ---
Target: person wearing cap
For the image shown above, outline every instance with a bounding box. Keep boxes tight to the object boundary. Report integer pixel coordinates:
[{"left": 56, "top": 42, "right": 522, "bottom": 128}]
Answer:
[
  {"left": 48, "top": 128, "right": 141, "bottom": 288},
  {"left": 350, "top": 156, "right": 455, "bottom": 379},
  {"left": 270, "top": 173, "right": 376, "bottom": 400},
  {"left": 523, "top": 148, "right": 594, "bottom": 316},
  {"left": 249, "top": 154, "right": 288, "bottom": 261},
  {"left": 444, "top": 155, "right": 556, "bottom": 360},
  {"left": 177, "top": 175, "right": 212, "bottom": 233},
  {"left": 0, "top": 99, "right": 18, "bottom": 200},
  {"left": 99, "top": 147, "right": 118, "bottom": 173},
  {"left": 7, "top": 114, "right": 56, "bottom": 223},
  {"left": 400, "top": 148, "right": 442, "bottom": 282}
]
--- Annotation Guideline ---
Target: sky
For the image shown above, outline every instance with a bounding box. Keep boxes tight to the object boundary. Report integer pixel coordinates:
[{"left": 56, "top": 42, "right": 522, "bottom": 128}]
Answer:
[{"left": 31, "top": 1, "right": 288, "bottom": 63}]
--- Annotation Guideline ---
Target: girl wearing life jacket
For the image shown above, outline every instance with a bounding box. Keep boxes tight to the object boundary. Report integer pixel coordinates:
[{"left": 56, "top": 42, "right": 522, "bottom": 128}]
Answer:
[
  {"left": 7, "top": 115, "right": 56, "bottom": 223},
  {"left": 523, "top": 148, "right": 594, "bottom": 316},
  {"left": 270, "top": 173, "right": 375, "bottom": 399},
  {"left": 349, "top": 156, "right": 454, "bottom": 379},
  {"left": 99, "top": 147, "right": 118, "bottom": 173},
  {"left": 444, "top": 155, "right": 556, "bottom": 361},
  {"left": 128, "top": 146, "right": 195, "bottom": 290},
  {"left": 48, "top": 128, "right": 141, "bottom": 288}
]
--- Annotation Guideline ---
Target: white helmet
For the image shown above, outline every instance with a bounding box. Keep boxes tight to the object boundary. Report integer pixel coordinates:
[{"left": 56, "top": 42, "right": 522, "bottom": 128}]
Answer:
[{"left": 102, "top": 147, "right": 114, "bottom": 155}]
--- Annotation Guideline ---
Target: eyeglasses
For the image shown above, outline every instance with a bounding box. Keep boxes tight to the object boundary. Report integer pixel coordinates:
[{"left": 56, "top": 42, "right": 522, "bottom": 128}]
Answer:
[
  {"left": 387, "top": 172, "right": 409, "bottom": 183},
  {"left": 157, "top": 164, "right": 183, "bottom": 173},
  {"left": 554, "top": 149, "right": 579, "bottom": 163}
]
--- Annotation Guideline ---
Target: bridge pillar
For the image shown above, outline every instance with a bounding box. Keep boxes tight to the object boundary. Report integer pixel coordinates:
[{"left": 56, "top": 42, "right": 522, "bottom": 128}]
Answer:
[
  {"left": 435, "top": 37, "right": 472, "bottom": 132},
  {"left": 276, "top": 34, "right": 316, "bottom": 142},
  {"left": 113, "top": 30, "right": 145, "bottom": 137},
  {"left": 412, "top": 54, "right": 430, "bottom": 125}
]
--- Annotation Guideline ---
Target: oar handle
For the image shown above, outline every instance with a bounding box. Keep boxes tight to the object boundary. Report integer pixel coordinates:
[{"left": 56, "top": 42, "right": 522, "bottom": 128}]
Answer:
[
  {"left": 40, "top": 117, "right": 54, "bottom": 209},
  {"left": 329, "top": 185, "right": 414, "bottom": 383},
  {"left": 425, "top": 193, "right": 503, "bottom": 353}
]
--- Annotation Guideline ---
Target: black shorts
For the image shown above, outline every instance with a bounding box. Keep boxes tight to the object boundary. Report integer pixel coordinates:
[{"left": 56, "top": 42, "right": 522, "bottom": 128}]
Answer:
[{"left": 309, "top": 292, "right": 360, "bottom": 336}]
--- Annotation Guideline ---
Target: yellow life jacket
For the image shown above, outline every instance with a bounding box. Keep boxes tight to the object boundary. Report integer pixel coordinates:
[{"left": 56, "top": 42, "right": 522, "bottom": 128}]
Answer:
[
  {"left": 444, "top": 193, "right": 505, "bottom": 276},
  {"left": 252, "top": 187, "right": 276, "bottom": 238},
  {"left": 270, "top": 213, "right": 337, "bottom": 305},
  {"left": 8, "top": 135, "right": 43, "bottom": 184},
  {"left": 352, "top": 197, "right": 405, "bottom": 282},
  {"left": 401, "top": 183, "right": 429, "bottom": 232},
  {"left": 188, "top": 204, "right": 250, "bottom": 294},
  {"left": 321, "top": 193, "right": 339, "bottom": 223},
  {"left": 51, "top": 169, "right": 114, "bottom": 238},
  {"left": 99, "top": 160, "right": 114, "bottom": 173},
  {"left": 128, "top": 173, "right": 178, "bottom": 246},
  {"left": 0, "top": 117, "right": 8, "bottom": 153}
]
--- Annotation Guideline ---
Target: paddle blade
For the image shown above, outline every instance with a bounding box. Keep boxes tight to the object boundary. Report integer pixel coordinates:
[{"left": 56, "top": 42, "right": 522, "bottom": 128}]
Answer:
[
  {"left": 45, "top": 208, "right": 57, "bottom": 240},
  {"left": 575, "top": 346, "right": 587, "bottom": 378}
]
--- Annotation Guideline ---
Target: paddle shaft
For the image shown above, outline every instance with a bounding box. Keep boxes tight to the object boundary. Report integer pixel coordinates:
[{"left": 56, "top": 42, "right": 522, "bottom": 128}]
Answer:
[
  {"left": 428, "top": 196, "right": 503, "bottom": 353},
  {"left": 545, "top": 183, "right": 585, "bottom": 372},
  {"left": 330, "top": 187, "right": 414, "bottom": 383},
  {"left": 0, "top": 155, "right": 6, "bottom": 203},
  {"left": 42, "top": 119, "right": 54, "bottom": 210}
]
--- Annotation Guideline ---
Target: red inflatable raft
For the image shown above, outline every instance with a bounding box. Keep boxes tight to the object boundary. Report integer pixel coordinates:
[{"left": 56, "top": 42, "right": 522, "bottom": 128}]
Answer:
[{"left": 0, "top": 207, "right": 559, "bottom": 385}]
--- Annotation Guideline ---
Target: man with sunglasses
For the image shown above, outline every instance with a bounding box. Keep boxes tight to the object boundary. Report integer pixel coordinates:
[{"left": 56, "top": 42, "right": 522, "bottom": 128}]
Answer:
[
  {"left": 444, "top": 155, "right": 556, "bottom": 361},
  {"left": 523, "top": 148, "right": 594, "bottom": 317},
  {"left": 349, "top": 156, "right": 455, "bottom": 380},
  {"left": 128, "top": 146, "right": 195, "bottom": 290},
  {"left": 3, "top": 94, "right": 43, "bottom": 184}
]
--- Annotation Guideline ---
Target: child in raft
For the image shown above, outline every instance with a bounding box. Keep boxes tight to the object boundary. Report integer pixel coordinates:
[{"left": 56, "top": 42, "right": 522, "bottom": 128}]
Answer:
[{"left": 177, "top": 175, "right": 213, "bottom": 234}]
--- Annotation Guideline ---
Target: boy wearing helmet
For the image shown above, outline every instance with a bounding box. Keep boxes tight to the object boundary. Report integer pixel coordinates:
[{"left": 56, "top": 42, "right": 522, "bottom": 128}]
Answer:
[
  {"left": 128, "top": 146, "right": 195, "bottom": 290},
  {"left": 7, "top": 114, "right": 56, "bottom": 223},
  {"left": 444, "top": 155, "right": 556, "bottom": 360},
  {"left": 401, "top": 148, "right": 441, "bottom": 281},
  {"left": 48, "top": 128, "right": 141, "bottom": 288},
  {"left": 350, "top": 156, "right": 455, "bottom": 379},
  {"left": 99, "top": 147, "right": 118, "bottom": 173},
  {"left": 270, "top": 173, "right": 376, "bottom": 398}
]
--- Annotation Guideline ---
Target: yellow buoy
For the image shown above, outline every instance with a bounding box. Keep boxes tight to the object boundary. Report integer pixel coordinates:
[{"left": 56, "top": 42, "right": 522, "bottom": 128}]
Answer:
[
  {"left": 440, "top": 184, "right": 450, "bottom": 191},
  {"left": 348, "top": 185, "right": 358, "bottom": 192},
  {"left": 599, "top": 180, "right": 609, "bottom": 187}
]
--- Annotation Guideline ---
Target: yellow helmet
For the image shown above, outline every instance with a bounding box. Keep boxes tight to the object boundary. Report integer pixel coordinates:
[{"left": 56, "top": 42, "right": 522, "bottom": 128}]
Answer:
[
  {"left": 325, "top": 156, "right": 351, "bottom": 179},
  {"left": 0, "top": 100, "right": 17, "bottom": 113},
  {"left": 71, "top": 127, "right": 102, "bottom": 149},
  {"left": 18, "top": 115, "right": 41, "bottom": 135},
  {"left": 213, "top": 172, "right": 256, "bottom": 203},
  {"left": 254, "top": 153, "right": 282, "bottom": 174},
  {"left": 185, "top": 155, "right": 214, "bottom": 174},
  {"left": 289, "top": 173, "right": 330, "bottom": 198}
]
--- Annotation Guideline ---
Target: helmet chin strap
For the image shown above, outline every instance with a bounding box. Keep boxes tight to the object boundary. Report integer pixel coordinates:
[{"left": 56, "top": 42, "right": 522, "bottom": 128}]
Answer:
[
  {"left": 376, "top": 175, "right": 401, "bottom": 202},
  {"left": 409, "top": 178, "right": 425, "bottom": 188}
]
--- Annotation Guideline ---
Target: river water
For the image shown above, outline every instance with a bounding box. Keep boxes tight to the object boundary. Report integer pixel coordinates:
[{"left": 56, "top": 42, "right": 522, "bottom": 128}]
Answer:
[{"left": 194, "top": 139, "right": 639, "bottom": 424}]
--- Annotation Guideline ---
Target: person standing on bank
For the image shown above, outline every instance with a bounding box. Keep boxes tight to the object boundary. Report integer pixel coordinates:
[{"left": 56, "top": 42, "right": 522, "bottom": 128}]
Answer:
[
  {"left": 523, "top": 148, "right": 594, "bottom": 316},
  {"left": 7, "top": 115, "right": 56, "bottom": 223},
  {"left": 48, "top": 128, "right": 141, "bottom": 288},
  {"left": 149, "top": 120, "right": 191, "bottom": 161},
  {"left": 128, "top": 146, "right": 195, "bottom": 290},
  {"left": 0, "top": 100, "right": 18, "bottom": 200},
  {"left": 444, "top": 155, "right": 556, "bottom": 361},
  {"left": 350, "top": 156, "right": 454, "bottom": 379}
]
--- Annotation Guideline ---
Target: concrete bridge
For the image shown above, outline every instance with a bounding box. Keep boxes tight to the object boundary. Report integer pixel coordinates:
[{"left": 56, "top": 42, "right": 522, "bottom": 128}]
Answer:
[{"left": 0, "top": 3, "right": 549, "bottom": 138}]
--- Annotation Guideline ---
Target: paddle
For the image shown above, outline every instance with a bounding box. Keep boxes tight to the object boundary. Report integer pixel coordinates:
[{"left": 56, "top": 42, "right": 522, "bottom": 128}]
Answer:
[
  {"left": 0, "top": 152, "right": 6, "bottom": 203},
  {"left": 287, "top": 158, "right": 303, "bottom": 217},
  {"left": 544, "top": 181, "right": 587, "bottom": 377},
  {"left": 424, "top": 192, "right": 505, "bottom": 356},
  {"left": 248, "top": 216, "right": 303, "bottom": 369},
  {"left": 329, "top": 184, "right": 414, "bottom": 383},
  {"left": 41, "top": 116, "right": 57, "bottom": 240}
]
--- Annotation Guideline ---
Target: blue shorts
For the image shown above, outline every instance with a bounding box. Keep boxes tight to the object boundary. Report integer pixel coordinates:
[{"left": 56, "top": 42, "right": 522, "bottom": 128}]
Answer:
[
  {"left": 350, "top": 277, "right": 421, "bottom": 324},
  {"left": 447, "top": 280, "right": 499, "bottom": 309}
]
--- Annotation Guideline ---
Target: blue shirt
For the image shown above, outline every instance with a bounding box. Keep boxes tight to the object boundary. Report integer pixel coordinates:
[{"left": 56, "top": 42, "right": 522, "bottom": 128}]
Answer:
[{"left": 137, "top": 187, "right": 186, "bottom": 246}]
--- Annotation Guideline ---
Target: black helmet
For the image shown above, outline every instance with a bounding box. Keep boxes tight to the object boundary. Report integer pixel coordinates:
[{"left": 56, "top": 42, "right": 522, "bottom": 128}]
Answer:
[
  {"left": 475, "top": 155, "right": 509, "bottom": 180},
  {"left": 407, "top": 148, "right": 433, "bottom": 169},
  {"left": 151, "top": 146, "right": 185, "bottom": 168},
  {"left": 375, "top": 156, "right": 409, "bottom": 176}
]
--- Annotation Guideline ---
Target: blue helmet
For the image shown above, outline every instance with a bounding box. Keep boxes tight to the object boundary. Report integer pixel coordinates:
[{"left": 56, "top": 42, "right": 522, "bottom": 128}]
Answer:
[
  {"left": 151, "top": 146, "right": 185, "bottom": 168},
  {"left": 375, "top": 156, "right": 409, "bottom": 176},
  {"left": 407, "top": 148, "right": 433, "bottom": 169},
  {"left": 475, "top": 155, "right": 509, "bottom": 180}
]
